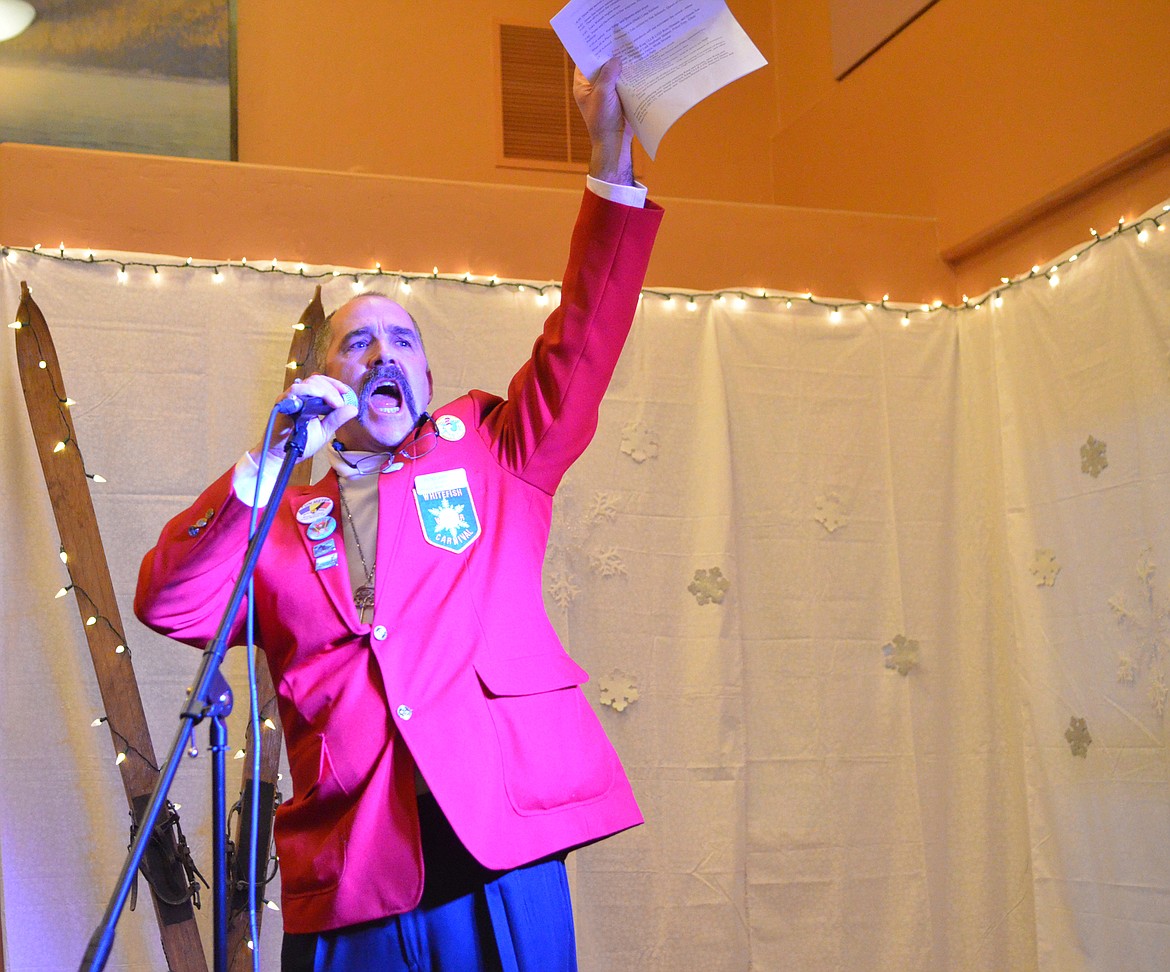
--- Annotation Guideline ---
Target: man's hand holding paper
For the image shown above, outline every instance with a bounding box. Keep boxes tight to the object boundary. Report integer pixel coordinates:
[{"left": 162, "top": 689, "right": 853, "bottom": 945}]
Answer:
[{"left": 552, "top": 0, "right": 767, "bottom": 159}]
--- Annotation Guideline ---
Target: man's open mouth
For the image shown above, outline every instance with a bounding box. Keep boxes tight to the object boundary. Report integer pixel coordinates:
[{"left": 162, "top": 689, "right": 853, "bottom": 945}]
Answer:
[{"left": 370, "top": 379, "right": 403, "bottom": 414}]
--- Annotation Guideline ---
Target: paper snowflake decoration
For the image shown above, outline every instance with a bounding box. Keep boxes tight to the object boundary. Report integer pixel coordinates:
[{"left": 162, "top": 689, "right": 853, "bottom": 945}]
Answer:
[
  {"left": 814, "top": 493, "right": 848, "bottom": 533},
  {"left": 688, "top": 567, "right": 730, "bottom": 605},
  {"left": 598, "top": 670, "right": 640, "bottom": 712},
  {"left": 585, "top": 491, "right": 620, "bottom": 524},
  {"left": 546, "top": 570, "right": 581, "bottom": 610},
  {"left": 882, "top": 634, "right": 920, "bottom": 676},
  {"left": 620, "top": 421, "right": 659, "bottom": 463},
  {"left": 1064, "top": 716, "right": 1092, "bottom": 758},
  {"left": 1080, "top": 435, "right": 1108, "bottom": 478},
  {"left": 1110, "top": 546, "right": 1170, "bottom": 717},
  {"left": 1030, "top": 548, "right": 1062, "bottom": 587},
  {"left": 589, "top": 547, "right": 628, "bottom": 577}
]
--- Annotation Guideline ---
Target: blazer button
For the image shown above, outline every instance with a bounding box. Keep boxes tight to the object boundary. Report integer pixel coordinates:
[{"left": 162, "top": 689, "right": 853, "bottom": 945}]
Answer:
[
  {"left": 396, "top": 704, "right": 413, "bottom": 721},
  {"left": 372, "top": 625, "right": 388, "bottom": 640}
]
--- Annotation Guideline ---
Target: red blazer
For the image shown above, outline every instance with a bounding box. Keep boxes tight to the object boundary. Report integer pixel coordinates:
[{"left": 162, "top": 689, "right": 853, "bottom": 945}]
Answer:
[{"left": 135, "top": 190, "right": 663, "bottom": 933}]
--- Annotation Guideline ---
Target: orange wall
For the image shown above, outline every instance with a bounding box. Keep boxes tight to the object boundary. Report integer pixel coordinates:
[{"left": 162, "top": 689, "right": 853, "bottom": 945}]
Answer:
[
  {"left": 237, "top": 0, "right": 779, "bottom": 206},
  {"left": 769, "top": 0, "right": 1170, "bottom": 254},
  {"left": 1, "top": 0, "right": 1168, "bottom": 304}
]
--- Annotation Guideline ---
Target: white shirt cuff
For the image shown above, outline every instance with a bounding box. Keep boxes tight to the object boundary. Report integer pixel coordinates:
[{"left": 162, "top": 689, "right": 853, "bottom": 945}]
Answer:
[
  {"left": 232, "top": 450, "right": 280, "bottom": 508},
  {"left": 586, "top": 176, "right": 648, "bottom": 209}
]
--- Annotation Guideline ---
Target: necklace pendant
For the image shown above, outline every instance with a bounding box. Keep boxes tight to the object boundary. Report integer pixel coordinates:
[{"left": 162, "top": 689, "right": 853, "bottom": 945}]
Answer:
[{"left": 354, "top": 585, "right": 375, "bottom": 612}]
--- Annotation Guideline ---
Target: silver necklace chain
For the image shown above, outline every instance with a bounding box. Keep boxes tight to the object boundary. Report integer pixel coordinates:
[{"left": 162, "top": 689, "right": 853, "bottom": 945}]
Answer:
[{"left": 336, "top": 482, "right": 375, "bottom": 615}]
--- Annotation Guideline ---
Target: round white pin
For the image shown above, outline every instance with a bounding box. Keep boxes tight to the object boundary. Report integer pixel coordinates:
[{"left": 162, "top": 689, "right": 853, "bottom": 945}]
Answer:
[
  {"left": 435, "top": 414, "right": 466, "bottom": 442},
  {"left": 296, "top": 497, "right": 334, "bottom": 523}
]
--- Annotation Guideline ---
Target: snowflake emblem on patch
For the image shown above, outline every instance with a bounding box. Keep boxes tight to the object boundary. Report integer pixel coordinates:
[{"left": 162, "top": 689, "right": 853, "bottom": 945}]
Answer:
[
  {"left": 1030, "top": 548, "right": 1061, "bottom": 587},
  {"left": 546, "top": 570, "right": 581, "bottom": 610},
  {"left": 598, "top": 670, "right": 640, "bottom": 712},
  {"left": 429, "top": 498, "right": 470, "bottom": 540},
  {"left": 589, "top": 547, "right": 628, "bottom": 577},
  {"left": 1080, "top": 436, "right": 1108, "bottom": 478},
  {"left": 688, "top": 567, "right": 730, "bottom": 605},
  {"left": 1110, "top": 545, "right": 1170, "bottom": 718},
  {"left": 1064, "top": 716, "right": 1092, "bottom": 758},
  {"left": 882, "top": 635, "right": 919, "bottom": 676},
  {"left": 620, "top": 421, "right": 659, "bottom": 463},
  {"left": 814, "top": 493, "right": 848, "bottom": 533}
]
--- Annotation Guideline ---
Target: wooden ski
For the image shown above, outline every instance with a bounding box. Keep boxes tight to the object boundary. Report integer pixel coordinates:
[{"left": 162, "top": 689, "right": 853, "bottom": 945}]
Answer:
[{"left": 13, "top": 283, "right": 208, "bottom": 972}]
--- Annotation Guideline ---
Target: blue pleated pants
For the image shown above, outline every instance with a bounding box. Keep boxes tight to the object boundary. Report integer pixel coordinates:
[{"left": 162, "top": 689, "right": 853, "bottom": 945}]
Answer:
[{"left": 281, "top": 795, "right": 578, "bottom": 971}]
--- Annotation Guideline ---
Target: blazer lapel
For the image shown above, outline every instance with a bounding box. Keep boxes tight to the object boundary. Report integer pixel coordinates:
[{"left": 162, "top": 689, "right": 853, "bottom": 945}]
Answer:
[{"left": 286, "top": 473, "right": 364, "bottom": 631}]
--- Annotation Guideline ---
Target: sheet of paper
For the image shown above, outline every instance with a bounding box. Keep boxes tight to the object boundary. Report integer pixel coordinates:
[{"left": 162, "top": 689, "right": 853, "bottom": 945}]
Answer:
[{"left": 552, "top": 0, "right": 767, "bottom": 159}]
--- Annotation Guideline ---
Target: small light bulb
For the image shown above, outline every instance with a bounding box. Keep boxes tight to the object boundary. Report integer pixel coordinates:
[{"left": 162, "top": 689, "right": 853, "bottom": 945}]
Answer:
[
  {"left": 234, "top": 749, "right": 245, "bottom": 760},
  {"left": 85, "top": 615, "right": 97, "bottom": 626},
  {"left": 7, "top": 321, "right": 19, "bottom": 329},
  {"left": 1048, "top": 272, "right": 1059, "bottom": 288},
  {"left": 90, "top": 473, "right": 107, "bottom": 483},
  {"left": 117, "top": 269, "right": 128, "bottom": 284},
  {"left": 351, "top": 278, "right": 364, "bottom": 293},
  {"left": 247, "top": 941, "right": 254, "bottom": 951},
  {"left": 993, "top": 295, "right": 1004, "bottom": 308},
  {"left": 186, "top": 257, "right": 194, "bottom": 266},
  {"left": 401, "top": 281, "right": 411, "bottom": 294},
  {"left": 53, "top": 440, "right": 67, "bottom": 453},
  {"left": 4, "top": 250, "right": 16, "bottom": 263},
  {"left": 55, "top": 587, "right": 69, "bottom": 598},
  {"left": 900, "top": 315, "right": 910, "bottom": 327},
  {"left": 829, "top": 309, "right": 841, "bottom": 324},
  {"left": 213, "top": 269, "right": 224, "bottom": 284},
  {"left": 785, "top": 300, "right": 792, "bottom": 309},
  {"left": 286, "top": 360, "right": 299, "bottom": 370},
  {"left": 686, "top": 298, "right": 697, "bottom": 312},
  {"left": 292, "top": 322, "right": 305, "bottom": 330},
  {"left": 91, "top": 717, "right": 106, "bottom": 727},
  {"left": 152, "top": 269, "right": 162, "bottom": 284},
  {"left": 115, "top": 752, "right": 127, "bottom": 765},
  {"left": 1137, "top": 228, "right": 1150, "bottom": 244},
  {"left": 1068, "top": 253, "right": 1078, "bottom": 262},
  {"left": 263, "top": 717, "right": 277, "bottom": 731},
  {"left": 38, "top": 360, "right": 47, "bottom": 369},
  {"left": 115, "top": 644, "right": 126, "bottom": 653},
  {"left": 59, "top": 548, "right": 68, "bottom": 564},
  {"left": 265, "top": 900, "right": 280, "bottom": 912},
  {"left": 734, "top": 296, "right": 747, "bottom": 310},
  {"left": 1031, "top": 265, "right": 1040, "bottom": 274},
  {"left": 536, "top": 293, "right": 549, "bottom": 307}
]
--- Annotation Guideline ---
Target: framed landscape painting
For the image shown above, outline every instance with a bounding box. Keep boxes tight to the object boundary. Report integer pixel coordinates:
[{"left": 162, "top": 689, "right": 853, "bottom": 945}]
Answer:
[{"left": 0, "top": 0, "right": 236, "bottom": 160}]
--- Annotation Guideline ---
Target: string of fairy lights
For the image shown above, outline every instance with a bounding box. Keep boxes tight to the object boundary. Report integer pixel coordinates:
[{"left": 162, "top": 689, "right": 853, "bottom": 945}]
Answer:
[
  {"left": 3, "top": 203, "right": 1168, "bottom": 329},
  {"left": 4, "top": 197, "right": 1168, "bottom": 934}
]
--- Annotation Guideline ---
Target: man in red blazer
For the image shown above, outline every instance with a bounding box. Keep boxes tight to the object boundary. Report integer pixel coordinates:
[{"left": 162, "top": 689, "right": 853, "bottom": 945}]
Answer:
[{"left": 136, "top": 58, "right": 662, "bottom": 971}]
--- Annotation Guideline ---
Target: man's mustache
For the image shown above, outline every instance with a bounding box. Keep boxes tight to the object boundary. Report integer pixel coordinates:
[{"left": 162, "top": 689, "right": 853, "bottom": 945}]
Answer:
[{"left": 357, "top": 364, "right": 420, "bottom": 423}]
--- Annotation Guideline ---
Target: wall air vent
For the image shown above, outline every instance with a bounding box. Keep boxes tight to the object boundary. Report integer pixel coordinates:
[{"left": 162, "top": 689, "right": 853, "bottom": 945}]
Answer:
[{"left": 497, "top": 23, "right": 590, "bottom": 171}]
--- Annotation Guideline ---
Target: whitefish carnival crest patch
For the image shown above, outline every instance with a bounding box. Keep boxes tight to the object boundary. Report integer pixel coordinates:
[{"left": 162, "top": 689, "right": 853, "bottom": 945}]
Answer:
[{"left": 413, "top": 468, "right": 481, "bottom": 553}]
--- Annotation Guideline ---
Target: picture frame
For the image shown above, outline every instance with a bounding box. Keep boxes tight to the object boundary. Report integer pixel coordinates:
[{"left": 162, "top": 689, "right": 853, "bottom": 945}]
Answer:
[{"left": 0, "top": 0, "right": 237, "bottom": 161}]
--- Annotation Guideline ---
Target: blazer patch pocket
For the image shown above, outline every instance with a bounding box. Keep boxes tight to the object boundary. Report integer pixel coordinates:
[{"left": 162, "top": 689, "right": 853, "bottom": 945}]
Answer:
[{"left": 475, "top": 653, "right": 614, "bottom": 815}]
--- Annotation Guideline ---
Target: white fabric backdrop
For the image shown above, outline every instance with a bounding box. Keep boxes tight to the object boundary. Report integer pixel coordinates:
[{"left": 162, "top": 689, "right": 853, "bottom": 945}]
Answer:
[{"left": 2, "top": 202, "right": 1168, "bottom": 970}]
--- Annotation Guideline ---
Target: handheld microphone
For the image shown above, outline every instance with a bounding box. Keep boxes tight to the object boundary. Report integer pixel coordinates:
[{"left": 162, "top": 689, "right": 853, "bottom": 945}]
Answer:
[{"left": 276, "top": 388, "right": 360, "bottom": 417}]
